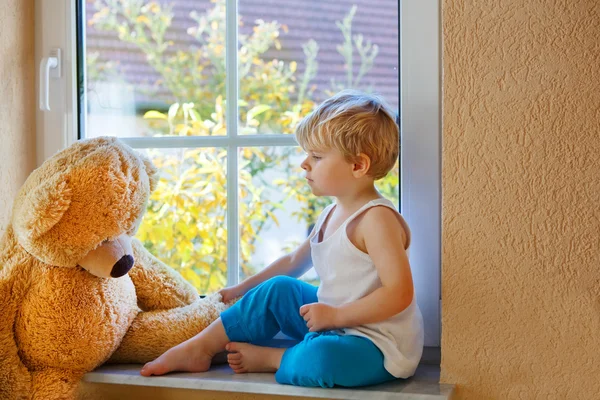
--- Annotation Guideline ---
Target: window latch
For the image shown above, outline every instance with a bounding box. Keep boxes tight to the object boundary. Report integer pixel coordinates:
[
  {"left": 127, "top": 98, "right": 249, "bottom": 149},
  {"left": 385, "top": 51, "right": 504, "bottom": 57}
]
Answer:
[{"left": 39, "top": 48, "right": 61, "bottom": 111}]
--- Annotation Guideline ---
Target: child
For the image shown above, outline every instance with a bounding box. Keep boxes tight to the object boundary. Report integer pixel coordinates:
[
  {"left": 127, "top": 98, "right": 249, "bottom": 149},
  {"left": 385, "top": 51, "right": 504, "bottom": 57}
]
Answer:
[{"left": 140, "top": 90, "right": 424, "bottom": 388}]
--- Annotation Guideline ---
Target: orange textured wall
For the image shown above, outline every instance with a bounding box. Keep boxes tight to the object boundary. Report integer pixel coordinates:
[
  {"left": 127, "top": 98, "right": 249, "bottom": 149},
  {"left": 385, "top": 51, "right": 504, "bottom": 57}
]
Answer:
[
  {"left": 441, "top": 1, "right": 600, "bottom": 398},
  {"left": 6, "top": 0, "right": 600, "bottom": 398},
  {"left": 0, "top": 0, "right": 36, "bottom": 235}
]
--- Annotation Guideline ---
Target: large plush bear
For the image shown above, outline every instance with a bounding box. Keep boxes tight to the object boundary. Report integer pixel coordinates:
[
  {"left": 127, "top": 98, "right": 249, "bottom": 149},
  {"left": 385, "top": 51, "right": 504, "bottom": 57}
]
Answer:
[{"left": 0, "top": 136, "right": 228, "bottom": 399}]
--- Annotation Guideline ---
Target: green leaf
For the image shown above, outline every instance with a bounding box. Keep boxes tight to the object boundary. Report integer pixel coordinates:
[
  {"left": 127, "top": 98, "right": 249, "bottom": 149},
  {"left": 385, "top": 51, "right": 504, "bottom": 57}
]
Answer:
[
  {"left": 247, "top": 104, "right": 271, "bottom": 121},
  {"left": 189, "top": 109, "right": 201, "bottom": 121}
]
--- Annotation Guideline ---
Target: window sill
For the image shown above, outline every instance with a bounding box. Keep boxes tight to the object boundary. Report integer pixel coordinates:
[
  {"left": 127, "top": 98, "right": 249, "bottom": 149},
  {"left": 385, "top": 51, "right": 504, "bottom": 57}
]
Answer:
[{"left": 81, "top": 363, "right": 453, "bottom": 400}]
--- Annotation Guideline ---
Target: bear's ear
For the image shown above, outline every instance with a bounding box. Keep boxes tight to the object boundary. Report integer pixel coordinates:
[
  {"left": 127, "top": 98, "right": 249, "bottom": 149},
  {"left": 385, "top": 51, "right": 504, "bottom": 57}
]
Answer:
[
  {"left": 139, "top": 153, "right": 158, "bottom": 193},
  {"left": 14, "top": 175, "right": 72, "bottom": 239}
]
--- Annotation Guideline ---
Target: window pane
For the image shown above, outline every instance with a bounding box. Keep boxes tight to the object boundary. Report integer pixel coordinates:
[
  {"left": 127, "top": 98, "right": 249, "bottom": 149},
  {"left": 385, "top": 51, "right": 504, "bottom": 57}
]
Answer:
[
  {"left": 238, "top": 146, "right": 399, "bottom": 286},
  {"left": 136, "top": 147, "right": 227, "bottom": 294},
  {"left": 376, "top": 160, "right": 400, "bottom": 210},
  {"left": 238, "top": 0, "right": 399, "bottom": 135},
  {"left": 83, "top": 0, "right": 227, "bottom": 139},
  {"left": 239, "top": 146, "right": 326, "bottom": 286}
]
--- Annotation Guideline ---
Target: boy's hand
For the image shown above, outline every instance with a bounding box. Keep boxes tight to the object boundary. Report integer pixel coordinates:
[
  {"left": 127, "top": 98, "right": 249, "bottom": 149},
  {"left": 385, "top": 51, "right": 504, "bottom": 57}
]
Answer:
[
  {"left": 299, "top": 303, "right": 341, "bottom": 332},
  {"left": 218, "top": 284, "right": 246, "bottom": 303}
]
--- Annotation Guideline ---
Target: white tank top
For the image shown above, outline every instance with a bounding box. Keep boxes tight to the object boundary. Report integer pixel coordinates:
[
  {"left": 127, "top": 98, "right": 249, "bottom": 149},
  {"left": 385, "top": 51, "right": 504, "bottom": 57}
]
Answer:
[{"left": 310, "top": 198, "right": 424, "bottom": 378}]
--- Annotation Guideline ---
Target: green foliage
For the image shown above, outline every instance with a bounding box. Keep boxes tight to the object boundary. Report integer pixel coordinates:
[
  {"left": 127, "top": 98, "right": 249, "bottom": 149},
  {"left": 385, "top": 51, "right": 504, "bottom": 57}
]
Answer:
[
  {"left": 137, "top": 147, "right": 228, "bottom": 292},
  {"left": 330, "top": 5, "right": 379, "bottom": 94},
  {"left": 89, "top": 0, "right": 399, "bottom": 293}
]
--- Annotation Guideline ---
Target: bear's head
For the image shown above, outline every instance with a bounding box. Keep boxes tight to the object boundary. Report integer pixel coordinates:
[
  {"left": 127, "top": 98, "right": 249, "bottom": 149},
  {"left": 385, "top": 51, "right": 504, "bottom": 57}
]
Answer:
[{"left": 11, "top": 136, "right": 158, "bottom": 278}]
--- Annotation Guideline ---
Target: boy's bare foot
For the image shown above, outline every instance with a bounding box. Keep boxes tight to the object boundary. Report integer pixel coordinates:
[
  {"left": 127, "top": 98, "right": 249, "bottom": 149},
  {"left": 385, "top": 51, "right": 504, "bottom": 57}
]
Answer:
[
  {"left": 140, "top": 341, "right": 213, "bottom": 376},
  {"left": 226, "top": 342, "right": 285, "bottom": 374},
  {"left": 140, "top": 318, "right": 231, "bottom": 377}
]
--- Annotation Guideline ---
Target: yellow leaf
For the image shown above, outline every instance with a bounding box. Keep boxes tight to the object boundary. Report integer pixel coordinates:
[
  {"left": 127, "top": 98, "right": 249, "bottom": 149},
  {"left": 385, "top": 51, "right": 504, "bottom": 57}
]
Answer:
[
  {"left": 143, "top": 110, "right": 167, "bottom": 120},
  {"left": 136, "top": 15, "right": 151, "bottom": 25},
  {"left": 209, "top": 271, "right": 226, "bottom": 292},
  {"left": 181, "top": 269, "right": 203, "bottom": 291},
  {"left": 266, "top": 210, "right": 280, "bottom": 227}
]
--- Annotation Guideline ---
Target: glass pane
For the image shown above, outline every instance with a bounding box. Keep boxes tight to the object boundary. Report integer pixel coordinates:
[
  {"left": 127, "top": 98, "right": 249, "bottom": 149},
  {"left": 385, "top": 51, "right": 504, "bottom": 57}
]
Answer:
[
  {"left": 238, "top": 0, "right": 399, "bottom": 135},
  {"left": 238, "top": 147, "right": 399, "bottom": 287},
  {"left": 239, "top": 146, "right": 327, "bottom": 286},
  {"left": 376, "top": 160, "right": 399, "bottom": 209},
  {"left": 136, "top": 147, "right": 227, "bottom": 294},
  {"left": 83, "top": 0, "right": 227, "bottom": 138}
]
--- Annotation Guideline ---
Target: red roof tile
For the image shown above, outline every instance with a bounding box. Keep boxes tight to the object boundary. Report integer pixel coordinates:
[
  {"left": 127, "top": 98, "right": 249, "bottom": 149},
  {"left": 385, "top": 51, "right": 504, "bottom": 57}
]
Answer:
[{"left": 85, "top": 0, "right": 399, "bottom": 110}]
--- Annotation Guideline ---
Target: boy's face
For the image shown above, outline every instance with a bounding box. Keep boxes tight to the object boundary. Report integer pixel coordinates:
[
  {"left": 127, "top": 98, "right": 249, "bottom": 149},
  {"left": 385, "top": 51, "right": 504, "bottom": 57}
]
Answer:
[{"left": 300, "top": 147, "right": 356, "bottom": 197}]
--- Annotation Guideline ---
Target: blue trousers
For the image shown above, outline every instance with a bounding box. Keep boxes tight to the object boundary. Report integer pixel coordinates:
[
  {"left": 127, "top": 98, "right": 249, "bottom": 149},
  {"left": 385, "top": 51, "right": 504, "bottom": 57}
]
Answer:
[{"left": 220, "top": 276, "right": 395, "bottom": 388}]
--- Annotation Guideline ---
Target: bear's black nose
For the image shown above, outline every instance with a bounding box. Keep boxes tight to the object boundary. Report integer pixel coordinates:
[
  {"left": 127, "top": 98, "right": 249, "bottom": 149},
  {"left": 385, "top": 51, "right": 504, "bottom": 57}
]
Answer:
[{"left": 110, "top": 255, "right": 134, "bottom": 278}]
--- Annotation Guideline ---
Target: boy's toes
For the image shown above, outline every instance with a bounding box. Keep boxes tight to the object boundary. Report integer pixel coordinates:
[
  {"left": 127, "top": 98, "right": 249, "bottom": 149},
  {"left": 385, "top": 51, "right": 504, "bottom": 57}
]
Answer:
[
  {"left": 227, "top": 352, "right": 241, "bottom": 362},
  {"left": 140, "top": 362, "right": 156, "bottom": 376},
  {"left": 140, "top": 360, "right": 170, "bottom": 377},
  {"left": 231, "top": 365, "right": 247, "bottom": 374},
  {"left": 226, "top": 342, "right": 243, "bottom": 352},
  {"left": 228, "top": 358, "right": 242, "bottom": 366}
]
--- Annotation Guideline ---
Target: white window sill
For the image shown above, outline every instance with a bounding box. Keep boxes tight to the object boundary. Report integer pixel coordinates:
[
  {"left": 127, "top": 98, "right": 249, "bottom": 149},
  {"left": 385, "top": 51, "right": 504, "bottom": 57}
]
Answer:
[{"left": 82, "top": 363, "right": 453, "bottom": 400}]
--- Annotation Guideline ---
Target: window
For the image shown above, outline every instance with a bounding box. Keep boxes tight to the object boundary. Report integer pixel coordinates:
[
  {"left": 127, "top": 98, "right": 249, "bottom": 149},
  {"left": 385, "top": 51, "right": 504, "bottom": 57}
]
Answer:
[{"left": 36, "top": 0, "right": 440, "bottom": 346}]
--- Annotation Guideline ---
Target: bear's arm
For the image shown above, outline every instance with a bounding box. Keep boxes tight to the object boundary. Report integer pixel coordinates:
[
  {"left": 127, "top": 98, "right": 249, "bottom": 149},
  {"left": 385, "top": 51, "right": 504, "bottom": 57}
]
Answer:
[{"left": 128, "top": 238, "right": 200, "bottom": 310}]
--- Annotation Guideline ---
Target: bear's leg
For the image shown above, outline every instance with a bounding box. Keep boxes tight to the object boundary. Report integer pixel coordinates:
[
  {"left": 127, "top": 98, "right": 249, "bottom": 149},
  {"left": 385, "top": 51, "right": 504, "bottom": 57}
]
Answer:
[
  {"left": 109, "top": 296, "right": 228, "bottom": 364},
  {"left": 31, "top": 368, "right": 82, "bottom": 400},
  {"left": 0, "top": 321, "right": 32, "bottom": 400},
  {"left": 0, "top": 238, "right": 33, "bottom": 399},
  {"left": 0, "top": 361, "right": 31, "bottom": 400}
]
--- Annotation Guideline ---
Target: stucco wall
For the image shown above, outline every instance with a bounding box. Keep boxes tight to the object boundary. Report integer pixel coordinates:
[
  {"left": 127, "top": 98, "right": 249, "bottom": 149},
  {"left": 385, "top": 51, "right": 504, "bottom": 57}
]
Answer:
[
  {"left": 441, "top": 1, "right": 600, "bottom": 399},
  {"left": 0, "top": 0, "right": 36, "bottom": 235},
  {"left": 6, "top": 0, "right": 600, "bottom": 398}
]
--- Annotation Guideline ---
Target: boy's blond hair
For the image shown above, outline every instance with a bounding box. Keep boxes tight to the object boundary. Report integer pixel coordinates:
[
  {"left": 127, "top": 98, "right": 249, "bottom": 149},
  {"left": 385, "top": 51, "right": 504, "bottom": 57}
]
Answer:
[{"left": 295, "top": 90, "right": 399, "bottom": 180}]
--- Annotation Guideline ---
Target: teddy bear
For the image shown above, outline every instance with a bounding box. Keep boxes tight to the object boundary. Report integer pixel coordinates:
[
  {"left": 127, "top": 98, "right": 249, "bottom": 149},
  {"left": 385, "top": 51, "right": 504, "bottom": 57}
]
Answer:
[{"left": 0, "top": 136, "right": 229, "bottom": 400}]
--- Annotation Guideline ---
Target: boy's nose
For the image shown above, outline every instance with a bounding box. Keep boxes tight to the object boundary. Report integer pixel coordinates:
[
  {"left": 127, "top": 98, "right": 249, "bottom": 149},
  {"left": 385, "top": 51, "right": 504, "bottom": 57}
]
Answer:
[{"left": 300, "top": 158, "right": 309, "bottom": 170}]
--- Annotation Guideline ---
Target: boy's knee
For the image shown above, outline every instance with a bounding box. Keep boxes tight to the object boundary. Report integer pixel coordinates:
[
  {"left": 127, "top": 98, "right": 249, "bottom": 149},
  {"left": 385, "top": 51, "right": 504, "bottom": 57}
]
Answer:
[
  {"left": 246, "top": 276, "right": 301, "bottom": 305},
  {"left": 262, "top": 276, "right": 298, "bottom": 294}
]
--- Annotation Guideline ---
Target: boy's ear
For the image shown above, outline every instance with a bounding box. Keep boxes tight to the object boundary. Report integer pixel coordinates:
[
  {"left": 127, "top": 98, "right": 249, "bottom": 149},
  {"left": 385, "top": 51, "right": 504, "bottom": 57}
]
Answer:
[{"left": 352, "top": 153, "right": 371, "bottom": 177}]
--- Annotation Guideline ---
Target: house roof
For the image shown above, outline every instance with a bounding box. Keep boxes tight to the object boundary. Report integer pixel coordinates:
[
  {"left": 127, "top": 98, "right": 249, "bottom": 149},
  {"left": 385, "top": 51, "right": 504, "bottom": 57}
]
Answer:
[{"left": 85, "top": 0, "right": 399, "bottom": 110}]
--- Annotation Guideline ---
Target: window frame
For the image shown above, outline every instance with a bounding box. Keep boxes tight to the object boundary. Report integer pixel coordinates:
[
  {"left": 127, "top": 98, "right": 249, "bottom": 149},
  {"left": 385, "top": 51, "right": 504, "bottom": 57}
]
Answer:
[{"left": 35, "top": 0, "right": 440, "bottom": 346}]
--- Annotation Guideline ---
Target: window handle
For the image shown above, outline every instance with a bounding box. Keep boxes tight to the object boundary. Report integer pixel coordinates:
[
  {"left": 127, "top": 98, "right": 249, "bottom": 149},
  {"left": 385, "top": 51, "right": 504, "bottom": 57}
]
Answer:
[{"left": 39, "top": 48, "right": 61, "bottom": 111}]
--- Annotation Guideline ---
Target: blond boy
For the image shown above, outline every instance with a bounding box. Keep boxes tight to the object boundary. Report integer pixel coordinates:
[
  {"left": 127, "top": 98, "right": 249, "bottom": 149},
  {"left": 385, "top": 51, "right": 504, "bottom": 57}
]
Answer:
[{"left": 141, "top": 90, "right": 424, "bottom": 388}]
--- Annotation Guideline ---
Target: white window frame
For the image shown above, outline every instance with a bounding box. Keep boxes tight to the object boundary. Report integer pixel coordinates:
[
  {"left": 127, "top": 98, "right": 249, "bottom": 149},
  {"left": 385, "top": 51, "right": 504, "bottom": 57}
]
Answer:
[{"left": 35, "top": 0, "right": 440, "bottom": 347}]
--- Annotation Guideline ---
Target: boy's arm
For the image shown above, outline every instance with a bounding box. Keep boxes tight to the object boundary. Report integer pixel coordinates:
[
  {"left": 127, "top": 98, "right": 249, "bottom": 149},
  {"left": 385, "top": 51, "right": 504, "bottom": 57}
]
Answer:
[
  {"left": 301, "top": 207, "right": 414, "bottom": 331},
  {"left": 220, "top": 230, "right": 314, "bottom": 302},
  {"left": 335, "top": 207, "right": 414, "bottom": 327}
]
